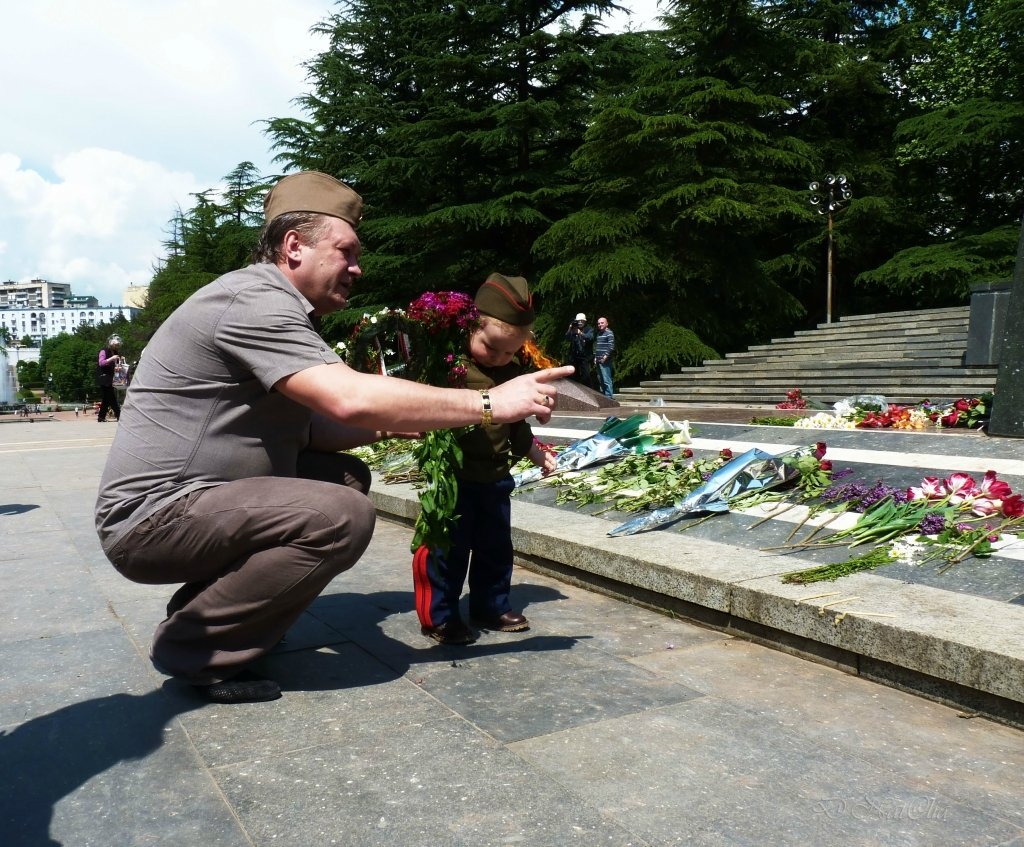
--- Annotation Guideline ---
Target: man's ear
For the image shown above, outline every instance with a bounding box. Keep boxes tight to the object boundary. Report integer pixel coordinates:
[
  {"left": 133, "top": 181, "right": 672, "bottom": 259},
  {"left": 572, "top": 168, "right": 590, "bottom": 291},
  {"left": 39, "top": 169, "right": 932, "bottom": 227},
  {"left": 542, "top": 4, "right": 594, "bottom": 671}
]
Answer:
[{"left": 281, "top": 230, "right": 305, "bottom": 262}]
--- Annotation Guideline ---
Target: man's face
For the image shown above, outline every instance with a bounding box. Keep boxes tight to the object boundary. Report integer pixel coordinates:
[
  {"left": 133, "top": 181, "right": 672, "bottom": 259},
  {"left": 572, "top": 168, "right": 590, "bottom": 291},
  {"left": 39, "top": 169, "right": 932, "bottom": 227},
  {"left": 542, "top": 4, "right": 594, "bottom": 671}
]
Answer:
[
  {"left": 597, "top": 318, "right": 608, "bottom": 331},
  {"left": 290, "top": 216, "right": 362, "bottom": 315}
]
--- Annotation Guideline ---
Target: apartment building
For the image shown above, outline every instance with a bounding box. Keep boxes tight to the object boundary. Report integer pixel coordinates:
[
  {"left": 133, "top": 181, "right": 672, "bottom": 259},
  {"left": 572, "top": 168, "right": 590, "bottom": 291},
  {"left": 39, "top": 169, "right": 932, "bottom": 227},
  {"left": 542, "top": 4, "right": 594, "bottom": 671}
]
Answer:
[
  {"left": 0, "top": 278, "right": 72, "bottom": 309},
  {"left": 0, "top": 305, "right": 139, "bottom": 346},
  {"left": 1, "top": 279, "right": 140, "bottom": 346}
]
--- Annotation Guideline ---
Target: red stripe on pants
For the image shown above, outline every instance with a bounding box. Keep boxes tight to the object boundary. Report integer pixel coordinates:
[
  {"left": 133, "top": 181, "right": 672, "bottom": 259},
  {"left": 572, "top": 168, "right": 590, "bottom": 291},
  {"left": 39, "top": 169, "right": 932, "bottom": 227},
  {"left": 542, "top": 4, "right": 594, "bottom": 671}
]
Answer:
[{"left": 412, "top": 545, "right": 434, "bottom": 628}]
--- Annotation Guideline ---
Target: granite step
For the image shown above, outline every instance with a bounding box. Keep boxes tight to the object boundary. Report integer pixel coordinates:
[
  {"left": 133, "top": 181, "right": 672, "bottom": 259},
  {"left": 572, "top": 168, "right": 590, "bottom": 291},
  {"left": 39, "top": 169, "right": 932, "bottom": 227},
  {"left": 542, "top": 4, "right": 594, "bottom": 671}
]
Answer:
[{"left": 646, "top": 367, "right": 997, "bottom": 382}]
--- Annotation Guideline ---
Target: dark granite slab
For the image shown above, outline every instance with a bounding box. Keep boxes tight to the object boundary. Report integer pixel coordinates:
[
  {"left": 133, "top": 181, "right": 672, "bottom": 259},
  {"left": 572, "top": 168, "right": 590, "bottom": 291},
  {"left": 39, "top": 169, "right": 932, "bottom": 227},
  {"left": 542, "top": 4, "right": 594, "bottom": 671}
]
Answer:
[{"left": 523, "top": 418, "right": 1024, "bottom": 602}]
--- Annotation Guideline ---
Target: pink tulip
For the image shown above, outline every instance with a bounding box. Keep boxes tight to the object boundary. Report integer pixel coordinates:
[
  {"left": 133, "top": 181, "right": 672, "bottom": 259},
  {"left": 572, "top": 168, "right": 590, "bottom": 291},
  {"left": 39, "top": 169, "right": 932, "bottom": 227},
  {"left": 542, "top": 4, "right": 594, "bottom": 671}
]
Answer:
[
  {"left": 970, "top": 497, "right": 1002, "bottom": 517},
  {"left": 977, "top": 470, "right": 1012, "bottom": 500},
  {"left": 908, "top": 477, "right": 946, "bottom": 501}
]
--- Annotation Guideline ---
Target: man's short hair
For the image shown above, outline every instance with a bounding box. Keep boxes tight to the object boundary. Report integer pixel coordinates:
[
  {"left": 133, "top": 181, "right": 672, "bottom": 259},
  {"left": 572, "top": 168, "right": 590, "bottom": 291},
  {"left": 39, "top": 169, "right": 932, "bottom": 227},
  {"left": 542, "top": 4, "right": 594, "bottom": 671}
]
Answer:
[{"left": 252, "top": 212, "right": 331, "bottom": 265}]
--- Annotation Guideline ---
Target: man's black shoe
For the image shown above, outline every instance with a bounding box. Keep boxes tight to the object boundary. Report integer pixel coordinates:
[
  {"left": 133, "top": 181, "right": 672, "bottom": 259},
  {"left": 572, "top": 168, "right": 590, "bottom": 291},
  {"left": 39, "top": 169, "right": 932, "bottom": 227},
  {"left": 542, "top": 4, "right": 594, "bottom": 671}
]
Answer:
[{"left": 194, "top": 670, "right": 281, "bottom": 703}]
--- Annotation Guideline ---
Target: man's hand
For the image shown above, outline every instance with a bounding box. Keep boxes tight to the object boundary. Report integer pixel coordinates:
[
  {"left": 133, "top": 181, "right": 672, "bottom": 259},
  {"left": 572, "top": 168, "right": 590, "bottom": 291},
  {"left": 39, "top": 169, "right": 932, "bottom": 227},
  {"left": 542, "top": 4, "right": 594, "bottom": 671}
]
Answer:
[{"left": 489, "top": 365, "right": 574, "bottom": 425}]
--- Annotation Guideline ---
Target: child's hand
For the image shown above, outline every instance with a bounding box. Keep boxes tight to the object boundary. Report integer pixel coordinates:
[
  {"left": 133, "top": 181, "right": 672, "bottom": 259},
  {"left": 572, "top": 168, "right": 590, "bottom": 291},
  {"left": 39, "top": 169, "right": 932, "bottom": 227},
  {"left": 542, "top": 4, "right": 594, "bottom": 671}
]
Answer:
[{"left": 528, "top": 443, "right": 557, "bottom": 474}]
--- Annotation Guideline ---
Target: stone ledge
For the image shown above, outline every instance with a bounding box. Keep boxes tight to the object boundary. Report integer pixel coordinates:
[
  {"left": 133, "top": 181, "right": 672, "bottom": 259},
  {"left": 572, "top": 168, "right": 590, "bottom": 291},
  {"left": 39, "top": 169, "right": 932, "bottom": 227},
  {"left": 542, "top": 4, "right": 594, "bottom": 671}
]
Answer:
[{"left": 370, "top": 478, "right": 1024, "bottom": 725}]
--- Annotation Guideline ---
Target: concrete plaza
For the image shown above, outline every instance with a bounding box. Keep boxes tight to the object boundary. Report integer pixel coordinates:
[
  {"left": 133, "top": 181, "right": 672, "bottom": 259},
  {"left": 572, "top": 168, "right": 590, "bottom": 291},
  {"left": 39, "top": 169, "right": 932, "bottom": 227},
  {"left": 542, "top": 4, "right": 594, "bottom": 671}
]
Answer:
[{"left": 2, "top": 414, "right": 1023, "bottom": 846}]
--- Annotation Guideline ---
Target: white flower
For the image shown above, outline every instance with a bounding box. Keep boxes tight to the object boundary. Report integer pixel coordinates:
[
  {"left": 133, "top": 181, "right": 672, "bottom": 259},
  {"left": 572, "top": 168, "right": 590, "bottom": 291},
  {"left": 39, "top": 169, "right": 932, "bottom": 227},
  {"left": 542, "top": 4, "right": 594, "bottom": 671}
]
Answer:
[
  {"left": 890, "top": 537, "right": 929, "bottom": 564},
  {"left": 909, "top": 408, "right": 930, "bottom": 427},
  {"left": 334, "top": 341, "right": 348, "bottom": 353},
  {"left": 793, "top": 412, "right": 856, "bottom": 430},
  {"left": 638, "top": 413, "right": 691, "bottom": 443},
  {"left": 832, "top": 400, "right": 855, "bottom": 417},
  {"left": 671, "top": 423, "right": 692, "bottom": 445}
]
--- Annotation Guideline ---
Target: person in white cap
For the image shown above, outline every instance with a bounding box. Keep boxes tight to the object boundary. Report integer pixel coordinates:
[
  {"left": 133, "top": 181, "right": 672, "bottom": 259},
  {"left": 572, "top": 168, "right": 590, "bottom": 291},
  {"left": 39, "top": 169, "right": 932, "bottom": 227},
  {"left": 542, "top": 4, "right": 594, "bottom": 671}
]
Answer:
[
  {"left": 95, "top": 334, "right": 124, "bottom": 422},
  {"left": 565, "top": 312, "right": 594, "bottom": 386},
  {"left": 94, "top": 171, "right": 573, "bottom": 704}
]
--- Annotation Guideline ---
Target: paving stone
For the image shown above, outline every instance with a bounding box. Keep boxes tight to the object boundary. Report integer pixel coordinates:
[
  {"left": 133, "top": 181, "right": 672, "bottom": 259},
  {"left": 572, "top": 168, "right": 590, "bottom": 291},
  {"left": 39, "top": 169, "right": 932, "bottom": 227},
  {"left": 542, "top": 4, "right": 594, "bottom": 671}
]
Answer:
[
  {"left": 213, "top": 714, "right": 640, "bottom": 847},
  {"left": 509, "top": 699, "right": 1023, "bottom": 847},
  {"left": 175, "top": 642, "right": 448, "bottom": 769},
  {"left": 0, "top": 628, "right": 153, "bottom": 727},
  {"left": 632, "top": 637, "right": 1024, "bottom": 826},
  {"left": 2, "top": 681, "right": 246, "bottom": 847},
  {"left": 410, "top": 636, "right": 704, "bottom": 744},
  {"left": 0, "top": 537, "right": 120, "bottom": 641}
]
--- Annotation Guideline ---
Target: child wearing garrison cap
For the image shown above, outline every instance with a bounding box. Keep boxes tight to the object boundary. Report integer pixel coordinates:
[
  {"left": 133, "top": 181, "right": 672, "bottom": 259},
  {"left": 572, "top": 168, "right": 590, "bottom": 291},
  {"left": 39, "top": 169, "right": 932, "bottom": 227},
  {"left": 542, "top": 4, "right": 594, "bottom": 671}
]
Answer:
[{"left": 414, "top": 273, "right": 557, "bottom": 645}]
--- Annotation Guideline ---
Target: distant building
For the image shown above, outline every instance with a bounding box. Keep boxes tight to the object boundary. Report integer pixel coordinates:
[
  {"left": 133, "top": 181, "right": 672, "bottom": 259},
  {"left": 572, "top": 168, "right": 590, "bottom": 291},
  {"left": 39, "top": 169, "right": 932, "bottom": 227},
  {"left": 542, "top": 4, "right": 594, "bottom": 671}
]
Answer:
[
  {"left": 0, "top": 305, "right": 139, "bottom": 346},
  {"left": 123, "top": 284, "right": 149, "bottom": 308},
  {"left": 0, "top": 278, "right": 72, "bottom": 309}
]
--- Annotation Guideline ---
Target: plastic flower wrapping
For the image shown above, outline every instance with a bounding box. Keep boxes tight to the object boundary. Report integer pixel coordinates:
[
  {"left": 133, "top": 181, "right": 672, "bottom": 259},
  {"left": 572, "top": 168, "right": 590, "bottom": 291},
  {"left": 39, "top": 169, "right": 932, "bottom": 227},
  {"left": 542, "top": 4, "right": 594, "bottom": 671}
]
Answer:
[
  {"left": 607, "top": 445, "right": 816, "bottom": 537},
  {"left": 513, "top": 413, "right": 690, "bottom": 488}
]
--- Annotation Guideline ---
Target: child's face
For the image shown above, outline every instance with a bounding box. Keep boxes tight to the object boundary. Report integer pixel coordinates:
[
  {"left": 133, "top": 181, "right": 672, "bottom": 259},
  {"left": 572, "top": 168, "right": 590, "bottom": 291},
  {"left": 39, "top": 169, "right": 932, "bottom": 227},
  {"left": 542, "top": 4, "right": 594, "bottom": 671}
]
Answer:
[{"left": 468, "top": 320, "right": 529, "bottom": 368}]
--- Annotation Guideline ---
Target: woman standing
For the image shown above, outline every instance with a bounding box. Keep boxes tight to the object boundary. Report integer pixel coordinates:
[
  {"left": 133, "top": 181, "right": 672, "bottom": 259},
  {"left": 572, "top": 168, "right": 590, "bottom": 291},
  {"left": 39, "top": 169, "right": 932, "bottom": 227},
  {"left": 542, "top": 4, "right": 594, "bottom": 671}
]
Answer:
[{"left": 96, "top": 334, "right": 123, "bottom": 422}]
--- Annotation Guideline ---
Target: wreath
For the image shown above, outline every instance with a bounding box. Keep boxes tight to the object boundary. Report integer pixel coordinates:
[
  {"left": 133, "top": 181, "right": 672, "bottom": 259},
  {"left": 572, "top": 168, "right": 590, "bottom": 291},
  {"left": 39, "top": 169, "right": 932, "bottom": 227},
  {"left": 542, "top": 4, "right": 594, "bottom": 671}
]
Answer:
[{"left": 338, "top": 292, "right": 480, "bottom": 555}]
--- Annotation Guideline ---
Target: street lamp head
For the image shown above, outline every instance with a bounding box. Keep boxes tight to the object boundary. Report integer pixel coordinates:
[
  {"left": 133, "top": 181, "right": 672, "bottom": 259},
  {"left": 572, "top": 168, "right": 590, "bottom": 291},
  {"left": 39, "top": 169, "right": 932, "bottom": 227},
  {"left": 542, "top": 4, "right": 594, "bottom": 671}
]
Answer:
[{"left": 808, "top": 174, "right": 852, "bottom": 214}]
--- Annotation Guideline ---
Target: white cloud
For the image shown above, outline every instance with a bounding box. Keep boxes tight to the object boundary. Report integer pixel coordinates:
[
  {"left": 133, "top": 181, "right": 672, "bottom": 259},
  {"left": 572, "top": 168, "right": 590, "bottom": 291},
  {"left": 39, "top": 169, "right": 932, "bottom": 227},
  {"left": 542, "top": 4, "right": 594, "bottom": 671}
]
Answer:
[
  {"left": 1, "top": 0, "right": 664, "bottom": 309},
  {"left": 1, "top": 0, "right": 328, "bottom": 306},
  {"left": 0, "top": 150, "right": 204, "bottom": 304}
]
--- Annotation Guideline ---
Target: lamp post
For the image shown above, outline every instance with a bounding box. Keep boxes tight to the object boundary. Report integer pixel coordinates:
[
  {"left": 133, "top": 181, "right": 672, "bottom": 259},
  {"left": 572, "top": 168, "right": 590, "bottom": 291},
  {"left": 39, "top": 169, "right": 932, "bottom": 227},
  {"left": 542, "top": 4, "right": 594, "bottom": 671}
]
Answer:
[{"left": 808, "top": 174, "right": 853, "bottom": 324}]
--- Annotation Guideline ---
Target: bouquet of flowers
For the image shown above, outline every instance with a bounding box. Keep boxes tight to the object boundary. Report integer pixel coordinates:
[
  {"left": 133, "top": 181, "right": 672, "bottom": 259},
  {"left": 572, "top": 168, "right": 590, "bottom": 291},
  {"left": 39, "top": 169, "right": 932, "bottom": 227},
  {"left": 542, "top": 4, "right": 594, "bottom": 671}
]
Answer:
[
  {"left": 607, "top": 444, "right": 828, "bottom": 537},
  {"left": 342, "top": 292, "right": 479, "bottom": 554},
  {"left": 513, "top": 412, "right": 690, "bottom": 488},
  {"left": 780, "top": 469, "right": 1024, "bottom": 583}
]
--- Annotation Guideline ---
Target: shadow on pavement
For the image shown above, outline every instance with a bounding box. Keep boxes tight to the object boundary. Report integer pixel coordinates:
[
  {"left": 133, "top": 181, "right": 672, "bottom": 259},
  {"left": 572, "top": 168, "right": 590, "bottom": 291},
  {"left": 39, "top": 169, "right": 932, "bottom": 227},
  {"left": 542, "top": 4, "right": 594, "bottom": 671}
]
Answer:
[
  {"left": 0, "top": 503, "right": 40, "bottom": 516},
  {"left": 0, "top": 686, "right": 202, "bottom": 847},
  {"left": 277, "top": 585, "right": 585, "bottom": 692}
]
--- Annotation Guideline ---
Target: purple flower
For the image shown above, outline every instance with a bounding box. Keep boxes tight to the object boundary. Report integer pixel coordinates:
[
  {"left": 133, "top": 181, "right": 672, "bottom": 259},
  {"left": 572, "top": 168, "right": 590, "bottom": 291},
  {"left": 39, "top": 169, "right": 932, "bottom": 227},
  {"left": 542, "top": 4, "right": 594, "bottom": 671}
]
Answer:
[
  {"left": 820, "top": 479, "right": 908, "bottom": 512},
  {"left": 917, "top": 513, "right": 947, "bottom": 535}
]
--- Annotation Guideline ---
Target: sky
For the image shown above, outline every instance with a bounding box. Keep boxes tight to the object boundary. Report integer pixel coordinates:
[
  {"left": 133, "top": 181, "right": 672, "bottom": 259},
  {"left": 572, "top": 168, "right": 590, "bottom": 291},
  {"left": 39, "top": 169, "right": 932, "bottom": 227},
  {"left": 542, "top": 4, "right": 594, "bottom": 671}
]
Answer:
[{"left": 0, "top": 1, "right": 665, "bottom": 309}]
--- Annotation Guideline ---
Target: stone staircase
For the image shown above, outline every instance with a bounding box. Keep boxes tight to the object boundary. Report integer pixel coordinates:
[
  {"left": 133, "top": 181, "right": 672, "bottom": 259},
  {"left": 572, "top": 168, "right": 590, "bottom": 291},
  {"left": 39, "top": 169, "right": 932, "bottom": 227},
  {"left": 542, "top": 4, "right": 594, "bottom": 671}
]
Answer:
[{"left": 615, "top": 305, "right": 999, "bottom": 407}]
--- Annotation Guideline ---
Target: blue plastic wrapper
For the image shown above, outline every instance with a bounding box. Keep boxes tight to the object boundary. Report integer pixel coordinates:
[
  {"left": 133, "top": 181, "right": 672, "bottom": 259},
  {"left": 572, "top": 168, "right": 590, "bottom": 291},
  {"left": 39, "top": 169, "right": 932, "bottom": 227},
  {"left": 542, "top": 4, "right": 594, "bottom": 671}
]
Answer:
[
  {"left": 513, "top": 414, "right": 662, "bottom": 488},
  {"left": 607, "top": 446, "right": 812, "bottom": 537}
]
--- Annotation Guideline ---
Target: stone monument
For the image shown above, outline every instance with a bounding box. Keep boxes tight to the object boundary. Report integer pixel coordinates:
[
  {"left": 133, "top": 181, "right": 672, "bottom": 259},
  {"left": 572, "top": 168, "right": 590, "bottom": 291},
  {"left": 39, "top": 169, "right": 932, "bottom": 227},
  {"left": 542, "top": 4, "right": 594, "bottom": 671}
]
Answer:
[{"left": 987, "top": 212, "right": 1024, "bottom": 437}]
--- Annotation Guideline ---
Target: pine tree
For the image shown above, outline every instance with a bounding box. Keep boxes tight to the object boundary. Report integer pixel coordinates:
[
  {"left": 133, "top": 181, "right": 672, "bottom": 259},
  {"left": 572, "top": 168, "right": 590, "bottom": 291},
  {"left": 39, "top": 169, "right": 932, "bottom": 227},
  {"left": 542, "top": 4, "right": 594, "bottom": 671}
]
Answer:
[
  {"left": 863, "top": 0, "right": 1024, "bottom": 300},
  {"left": 534, "top": 1, "right": 817, "bottom": 377},
  {"left": 132, "top": 164, "right": 266, "bottom": 345},
  {"left": 265, "top": 0, "right": 623, "bottom": 336}
]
